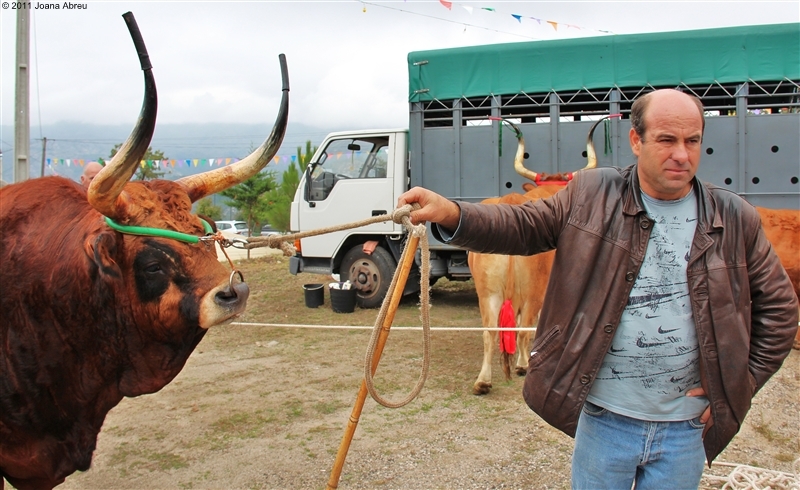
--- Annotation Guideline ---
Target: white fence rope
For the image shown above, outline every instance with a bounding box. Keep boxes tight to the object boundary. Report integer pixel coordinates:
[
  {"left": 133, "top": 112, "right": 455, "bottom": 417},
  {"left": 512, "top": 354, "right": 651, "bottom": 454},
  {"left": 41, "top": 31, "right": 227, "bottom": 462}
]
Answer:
[{"left": 230, "top": 322, "right": 536, "bottom": 332}]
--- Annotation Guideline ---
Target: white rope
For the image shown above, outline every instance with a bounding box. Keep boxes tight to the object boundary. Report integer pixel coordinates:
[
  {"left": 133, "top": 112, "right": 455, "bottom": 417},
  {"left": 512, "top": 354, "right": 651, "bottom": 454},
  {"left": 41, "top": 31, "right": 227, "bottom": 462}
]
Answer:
[
  {"left": 703, "top": 459, "right": 800, "bottom": 490},
  {"left": 230, "top": 322, "right": 536, "bottom": 332}
]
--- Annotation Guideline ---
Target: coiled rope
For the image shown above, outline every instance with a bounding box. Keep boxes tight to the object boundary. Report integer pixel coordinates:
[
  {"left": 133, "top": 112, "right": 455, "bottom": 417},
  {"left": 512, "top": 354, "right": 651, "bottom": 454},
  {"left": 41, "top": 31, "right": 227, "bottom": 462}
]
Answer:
[
  {"left": 703, "top": 459, "right": 800, "bottom": 490},
  {"left": 245, "top": 205, "right": 431, "bottom": 408}
]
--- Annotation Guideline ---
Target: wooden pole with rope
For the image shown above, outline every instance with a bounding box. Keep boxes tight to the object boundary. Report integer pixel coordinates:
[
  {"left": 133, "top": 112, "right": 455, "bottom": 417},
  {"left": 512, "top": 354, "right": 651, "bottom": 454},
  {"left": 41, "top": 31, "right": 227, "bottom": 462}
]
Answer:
[{"left": 326, "top": 232, "right": 420, "bottom": 490}]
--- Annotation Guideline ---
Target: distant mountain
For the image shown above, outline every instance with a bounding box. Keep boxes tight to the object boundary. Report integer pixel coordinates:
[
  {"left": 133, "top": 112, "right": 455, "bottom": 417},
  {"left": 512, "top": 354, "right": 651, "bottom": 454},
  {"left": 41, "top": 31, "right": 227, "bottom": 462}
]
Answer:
[{"left": 0, "top": 121, "right": 334, "bottom": 184}]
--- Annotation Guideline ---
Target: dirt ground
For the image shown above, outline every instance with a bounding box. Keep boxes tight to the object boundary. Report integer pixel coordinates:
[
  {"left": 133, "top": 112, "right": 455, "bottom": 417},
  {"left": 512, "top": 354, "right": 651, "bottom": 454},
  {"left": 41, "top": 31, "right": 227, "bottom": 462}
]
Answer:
[{"left": 52, "top": 255, "right": 799, "bottom": 490}]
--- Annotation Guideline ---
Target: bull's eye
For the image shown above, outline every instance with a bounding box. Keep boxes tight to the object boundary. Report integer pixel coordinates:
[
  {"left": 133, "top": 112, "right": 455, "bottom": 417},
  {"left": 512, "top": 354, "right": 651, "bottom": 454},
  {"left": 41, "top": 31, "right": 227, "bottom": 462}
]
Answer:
[
  {"left": 144, "top": 263, "right": 163, "bottom": 274},
  {"left": 134, "top": 243, "right": 177, "bottom": 302}
]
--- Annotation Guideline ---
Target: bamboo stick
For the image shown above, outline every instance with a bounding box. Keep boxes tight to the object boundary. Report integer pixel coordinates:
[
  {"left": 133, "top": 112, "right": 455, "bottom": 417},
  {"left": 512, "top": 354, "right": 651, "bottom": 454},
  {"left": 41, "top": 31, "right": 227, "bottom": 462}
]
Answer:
[{"left": 326, "top": 234, "right": 421, "bottom": 490}]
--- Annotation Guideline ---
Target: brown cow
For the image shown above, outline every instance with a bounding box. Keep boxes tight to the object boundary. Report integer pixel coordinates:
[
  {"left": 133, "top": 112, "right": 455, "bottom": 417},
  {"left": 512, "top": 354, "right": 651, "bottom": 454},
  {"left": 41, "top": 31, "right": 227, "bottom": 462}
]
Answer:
[
  {"left": 756, "top": 206, "right": 800, "bottom": 349},
  {"left": 467, "top": 117, "right": 612, "bottom": 395},
  {"left": 0, "top": 14, "right": 289, "bottom": 489}
]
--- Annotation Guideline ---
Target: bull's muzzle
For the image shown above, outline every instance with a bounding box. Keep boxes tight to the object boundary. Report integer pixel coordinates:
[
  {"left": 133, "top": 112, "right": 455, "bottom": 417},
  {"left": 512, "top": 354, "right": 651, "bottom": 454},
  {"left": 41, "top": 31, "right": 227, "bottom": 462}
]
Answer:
[{"left": 215, "top": 269, "right": 250, "bottom": 306}]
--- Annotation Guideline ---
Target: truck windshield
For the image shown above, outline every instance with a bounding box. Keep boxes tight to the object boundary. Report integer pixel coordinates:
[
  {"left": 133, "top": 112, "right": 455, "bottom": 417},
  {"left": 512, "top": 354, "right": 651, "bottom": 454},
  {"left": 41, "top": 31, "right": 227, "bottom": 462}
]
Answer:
[{"left": 307, "top": 136, "right": 389, "bottom": 201}]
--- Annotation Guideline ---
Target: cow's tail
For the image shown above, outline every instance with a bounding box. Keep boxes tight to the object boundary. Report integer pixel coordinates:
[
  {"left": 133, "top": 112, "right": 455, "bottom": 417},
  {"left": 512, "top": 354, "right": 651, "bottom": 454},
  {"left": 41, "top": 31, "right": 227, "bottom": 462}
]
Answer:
[
  {"left": 498, "top": 258, "right": 517, "bottom": 380},
  {"left": 498, "top": 299, "right": 516, "bottom": 381}
]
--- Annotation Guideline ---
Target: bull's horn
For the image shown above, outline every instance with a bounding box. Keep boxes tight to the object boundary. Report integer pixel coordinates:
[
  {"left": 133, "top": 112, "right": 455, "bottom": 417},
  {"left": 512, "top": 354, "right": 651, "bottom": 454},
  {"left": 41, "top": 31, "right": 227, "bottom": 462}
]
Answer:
[
  {"left": 584, "top": 114, "right": 621, "bottom": 170},
  {"left": 88, "top": 12, "right": 157, "bottom": 221},
  {"left": 492, "top": 118, "right": 538, "bottom": 182},
  {"left": 178, "top": 54, "right": 290, "bottom": 202}
]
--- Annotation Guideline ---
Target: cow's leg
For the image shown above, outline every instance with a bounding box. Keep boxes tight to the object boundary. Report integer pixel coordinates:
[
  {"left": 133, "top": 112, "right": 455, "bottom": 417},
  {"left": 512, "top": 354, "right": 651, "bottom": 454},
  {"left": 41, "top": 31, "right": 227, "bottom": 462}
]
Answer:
[
  {"left": 513, "top": 305, "right": 540, "bottom": 376},
  {"left": 473, "top": 330, "right": 496, "bottom": 395},
  {"left": 514, "top": 329, "right": 532, "bottom": 377},
  {"left": 473, "top": 295, "right": 502, "bottom": 395}
]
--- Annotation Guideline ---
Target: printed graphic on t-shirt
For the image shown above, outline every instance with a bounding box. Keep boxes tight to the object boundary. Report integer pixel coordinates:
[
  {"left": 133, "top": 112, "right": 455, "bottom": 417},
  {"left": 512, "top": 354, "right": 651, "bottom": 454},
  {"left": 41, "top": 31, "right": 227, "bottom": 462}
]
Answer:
[{"left": 588, "top": 191, "right": 707, "bottom": 420}]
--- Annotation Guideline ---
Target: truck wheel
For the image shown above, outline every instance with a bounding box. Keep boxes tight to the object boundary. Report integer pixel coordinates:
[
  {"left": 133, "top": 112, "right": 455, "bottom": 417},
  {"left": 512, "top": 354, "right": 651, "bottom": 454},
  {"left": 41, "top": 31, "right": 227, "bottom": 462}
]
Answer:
[{"left": 341, "top": 245, "right": 396, "bottom": 309}]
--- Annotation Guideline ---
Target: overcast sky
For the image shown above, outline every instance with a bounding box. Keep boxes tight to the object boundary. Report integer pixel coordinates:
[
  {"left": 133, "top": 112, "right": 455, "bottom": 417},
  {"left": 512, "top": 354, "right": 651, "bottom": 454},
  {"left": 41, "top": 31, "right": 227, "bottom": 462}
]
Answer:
[{"left": 1, "top": 0, "right": 798, "bottom": 134}]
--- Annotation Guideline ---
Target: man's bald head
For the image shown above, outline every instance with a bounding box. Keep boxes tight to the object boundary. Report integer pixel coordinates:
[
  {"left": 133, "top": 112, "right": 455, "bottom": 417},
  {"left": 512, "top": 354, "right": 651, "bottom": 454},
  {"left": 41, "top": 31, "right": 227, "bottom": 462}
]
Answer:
[{"left": 81, "top": 162, "right": 103, "bottom": 189}]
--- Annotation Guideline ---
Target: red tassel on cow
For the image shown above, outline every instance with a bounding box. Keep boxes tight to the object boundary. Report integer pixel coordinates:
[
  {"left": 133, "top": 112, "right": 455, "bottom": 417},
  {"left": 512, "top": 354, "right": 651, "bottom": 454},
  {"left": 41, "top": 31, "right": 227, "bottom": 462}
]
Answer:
[{"left": 498, "top": 299, "right": 516, "bottom": 354}]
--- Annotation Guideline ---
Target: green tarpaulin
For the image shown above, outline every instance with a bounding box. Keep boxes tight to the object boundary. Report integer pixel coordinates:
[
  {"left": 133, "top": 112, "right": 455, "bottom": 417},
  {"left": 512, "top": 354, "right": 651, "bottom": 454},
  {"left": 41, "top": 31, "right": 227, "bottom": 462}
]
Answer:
[{"left": 408, "top": 23, "right": 800, "bottom": 102}]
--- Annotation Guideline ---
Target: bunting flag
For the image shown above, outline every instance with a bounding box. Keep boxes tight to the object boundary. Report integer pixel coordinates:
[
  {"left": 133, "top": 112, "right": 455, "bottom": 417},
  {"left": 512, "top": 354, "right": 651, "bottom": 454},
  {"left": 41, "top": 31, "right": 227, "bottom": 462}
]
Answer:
[
  {"left": 418, "top": 0, "right": 614, "bottom": 35},
  {"left": 42, "top": 153, "right": 312, "bottom": 171}
]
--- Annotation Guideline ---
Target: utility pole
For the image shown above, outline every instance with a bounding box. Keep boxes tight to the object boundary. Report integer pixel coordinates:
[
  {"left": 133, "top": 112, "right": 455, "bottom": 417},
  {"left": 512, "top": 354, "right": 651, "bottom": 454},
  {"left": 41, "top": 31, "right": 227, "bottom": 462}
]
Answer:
[
  {"left": 40, "top": 137, "right": 47, "bottom": 177},
  {"left": 15, "top": 9, "right": 31, "bottom": 182}
]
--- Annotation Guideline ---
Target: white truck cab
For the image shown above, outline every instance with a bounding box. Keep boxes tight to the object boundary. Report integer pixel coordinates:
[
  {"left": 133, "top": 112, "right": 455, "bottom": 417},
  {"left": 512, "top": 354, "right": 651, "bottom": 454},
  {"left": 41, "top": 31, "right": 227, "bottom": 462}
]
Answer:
[{"left": 289, "top": 129, "right": 420, "bottom": 308}]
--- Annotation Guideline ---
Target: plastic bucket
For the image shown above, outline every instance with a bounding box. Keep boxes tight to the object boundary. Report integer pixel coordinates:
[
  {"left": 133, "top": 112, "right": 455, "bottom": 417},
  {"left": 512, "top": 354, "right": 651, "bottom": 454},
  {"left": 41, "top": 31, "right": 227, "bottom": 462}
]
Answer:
[
  {"left": 303, "top": 283, "right": 324, "bottom": 308},
  {"left": 329, "top": 283, "right": 357, "bottom": 313}
]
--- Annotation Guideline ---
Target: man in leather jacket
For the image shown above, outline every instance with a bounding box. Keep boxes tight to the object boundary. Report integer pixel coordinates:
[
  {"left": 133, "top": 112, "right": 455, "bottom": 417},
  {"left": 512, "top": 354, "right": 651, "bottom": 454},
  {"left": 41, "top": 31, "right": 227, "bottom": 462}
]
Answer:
[{"left": 397, "top": 89, "right": 798, "bottom": 489}]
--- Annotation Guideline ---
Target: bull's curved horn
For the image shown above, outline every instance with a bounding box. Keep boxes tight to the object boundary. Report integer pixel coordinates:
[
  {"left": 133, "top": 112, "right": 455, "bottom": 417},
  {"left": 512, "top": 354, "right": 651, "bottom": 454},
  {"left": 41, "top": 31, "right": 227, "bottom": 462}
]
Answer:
[
  {"left": 88, "top": 12, "right": 157, "bottom": 221},
  {"left": 492, "top": 118, "right": 538, "bottom": 182},
  {"left": 584, "top": 114, "right": 621, "bottom": 170},
  {"left": 178, "top": 54, "right": 290, "bottom": 203}
]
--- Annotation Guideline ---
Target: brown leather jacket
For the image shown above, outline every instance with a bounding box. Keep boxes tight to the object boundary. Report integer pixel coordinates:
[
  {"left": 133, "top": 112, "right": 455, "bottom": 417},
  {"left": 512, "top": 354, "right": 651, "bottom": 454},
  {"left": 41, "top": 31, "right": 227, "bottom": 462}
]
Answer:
[{"left": 440, "top": 165, "right": 798, "bottom": 462}]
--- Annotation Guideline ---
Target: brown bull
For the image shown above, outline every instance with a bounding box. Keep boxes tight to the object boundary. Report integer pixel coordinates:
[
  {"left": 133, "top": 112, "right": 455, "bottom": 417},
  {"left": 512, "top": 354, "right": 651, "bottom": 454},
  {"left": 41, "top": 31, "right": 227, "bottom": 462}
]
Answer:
[
  {"left": 467, "top": 117, "right": 612, "bottom": 395},
  {"left": 0, "top": 14, "right": 289, "bottom": 489},
  {"left": 756, "top": 206, "right": 800, "bottom": 349}
]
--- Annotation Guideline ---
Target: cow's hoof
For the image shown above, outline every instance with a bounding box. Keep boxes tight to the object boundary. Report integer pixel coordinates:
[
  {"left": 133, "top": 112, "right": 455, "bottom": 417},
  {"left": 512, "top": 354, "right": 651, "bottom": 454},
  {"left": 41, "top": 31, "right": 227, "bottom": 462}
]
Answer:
[
  {"left": 515, "top": 367, "right": 527, "bottom": 377},
  {"left": 793, "top": 339, "right": 800, "bottom": 350},
  {"left": 472, "top": 382, "right": 492, "bottom": 395}
]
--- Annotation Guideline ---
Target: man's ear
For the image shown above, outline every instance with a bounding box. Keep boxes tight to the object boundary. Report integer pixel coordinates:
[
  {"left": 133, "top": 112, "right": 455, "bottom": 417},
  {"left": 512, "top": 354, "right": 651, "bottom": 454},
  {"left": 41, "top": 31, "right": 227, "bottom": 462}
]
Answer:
[{"left": 629, "top": 127, "right": 642, "bottom": 157}]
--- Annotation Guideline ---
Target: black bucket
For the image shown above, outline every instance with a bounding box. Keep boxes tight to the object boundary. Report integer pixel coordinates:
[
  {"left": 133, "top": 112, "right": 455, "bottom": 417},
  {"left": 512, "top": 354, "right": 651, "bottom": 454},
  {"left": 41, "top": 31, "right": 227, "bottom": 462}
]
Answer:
[
  {"left": 329, "top": 283, "right": 357, "bottom": 313},
  {"left": 303, "top": 283, "right": 324, "bottom": 308}
]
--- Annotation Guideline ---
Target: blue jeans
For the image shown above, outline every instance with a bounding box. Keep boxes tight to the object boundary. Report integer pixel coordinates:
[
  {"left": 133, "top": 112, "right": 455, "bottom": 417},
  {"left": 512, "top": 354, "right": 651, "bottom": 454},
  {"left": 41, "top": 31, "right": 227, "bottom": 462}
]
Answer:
[{"left": 571, "top": 401, "right": 706, "bottom": 490}]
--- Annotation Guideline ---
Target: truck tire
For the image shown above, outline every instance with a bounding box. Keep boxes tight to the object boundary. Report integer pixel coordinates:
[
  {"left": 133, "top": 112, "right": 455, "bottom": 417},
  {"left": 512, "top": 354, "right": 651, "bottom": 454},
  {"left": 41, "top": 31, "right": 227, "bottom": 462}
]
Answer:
[{"left": 341, "top": 245, "right": 396, "bottom": 309}]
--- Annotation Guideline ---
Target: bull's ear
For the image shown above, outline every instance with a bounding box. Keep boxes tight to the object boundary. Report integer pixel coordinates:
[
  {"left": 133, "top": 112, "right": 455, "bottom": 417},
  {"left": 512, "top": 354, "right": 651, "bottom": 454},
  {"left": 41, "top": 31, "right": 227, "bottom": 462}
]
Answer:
[
  {"left": 197, "top": 214, "right": 217, "bottom": 232},
  {"left": 84, "top": 232, "right": 122, "bottom": 279}
]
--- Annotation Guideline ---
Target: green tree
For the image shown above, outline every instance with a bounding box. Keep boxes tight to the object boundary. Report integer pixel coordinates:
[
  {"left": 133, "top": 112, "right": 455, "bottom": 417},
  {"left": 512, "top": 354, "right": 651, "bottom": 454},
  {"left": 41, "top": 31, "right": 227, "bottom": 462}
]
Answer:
[
  {"left": 262, "top": 141, "right": 317, "bottom": 232},
  {"left": 195, "top": 197, "right": 223, "bottom": 221},
  {"left": 296, "top": 140, "right": 315, "bottom": 172},
  {"left": 220, "top": 170, "right": 277, "bottom": 236},
  {"left": 107, "top": 144, "right": 167, "bottom": 180}
]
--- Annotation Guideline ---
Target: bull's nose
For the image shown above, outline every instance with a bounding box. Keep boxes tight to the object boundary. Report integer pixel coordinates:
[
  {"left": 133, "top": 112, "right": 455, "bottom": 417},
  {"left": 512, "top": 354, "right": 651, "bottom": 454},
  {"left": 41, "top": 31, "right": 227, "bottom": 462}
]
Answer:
[{"left": 215, "top": 280, "right": 250, "bottom": 307}]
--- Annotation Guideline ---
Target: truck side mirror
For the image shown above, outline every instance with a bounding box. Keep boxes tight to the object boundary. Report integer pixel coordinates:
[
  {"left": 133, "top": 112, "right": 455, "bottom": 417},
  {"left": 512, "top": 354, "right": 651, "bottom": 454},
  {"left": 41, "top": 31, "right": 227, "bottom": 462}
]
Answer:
[{"left": 304, "top": 164, "right": 315, "bottom": 204}]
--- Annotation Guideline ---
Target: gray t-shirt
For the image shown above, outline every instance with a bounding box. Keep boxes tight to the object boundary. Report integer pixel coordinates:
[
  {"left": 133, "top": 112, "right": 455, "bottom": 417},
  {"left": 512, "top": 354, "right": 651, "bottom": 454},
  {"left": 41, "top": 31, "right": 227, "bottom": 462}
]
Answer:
[{"left": 587, "top": 188, "right": 708, "bottom": 421}]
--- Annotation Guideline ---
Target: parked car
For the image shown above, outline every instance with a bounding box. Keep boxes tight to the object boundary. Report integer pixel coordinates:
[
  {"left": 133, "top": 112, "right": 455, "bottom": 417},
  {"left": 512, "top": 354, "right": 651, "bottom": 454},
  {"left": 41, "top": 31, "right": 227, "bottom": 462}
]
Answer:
[
  {"left": 215, "top": 220, "right": 250, "bottom": 235},
  {"left": 260, "top": 224, "right": 282, "bottom": 236}
]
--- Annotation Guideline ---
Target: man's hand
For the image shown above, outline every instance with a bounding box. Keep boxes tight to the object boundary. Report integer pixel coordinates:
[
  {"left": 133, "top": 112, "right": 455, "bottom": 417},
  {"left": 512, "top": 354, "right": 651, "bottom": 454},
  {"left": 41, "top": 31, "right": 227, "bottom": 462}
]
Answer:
[
  {"left": 397, "top": 187, "right": 461, "bottom": 230},
  {"left": 686, "top": 387, "right": 713, "bottom": 437}
]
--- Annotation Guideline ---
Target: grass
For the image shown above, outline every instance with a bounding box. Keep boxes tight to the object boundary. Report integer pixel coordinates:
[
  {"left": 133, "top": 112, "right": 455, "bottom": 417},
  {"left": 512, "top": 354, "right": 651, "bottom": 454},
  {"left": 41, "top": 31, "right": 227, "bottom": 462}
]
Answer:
[
  {"left": 108, "top": 442, "right": 189, "bottom": 474},
  {"left": 233, "top": 255, "right": 481, "bottom": 329}
]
